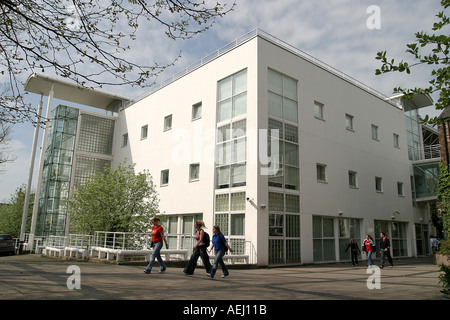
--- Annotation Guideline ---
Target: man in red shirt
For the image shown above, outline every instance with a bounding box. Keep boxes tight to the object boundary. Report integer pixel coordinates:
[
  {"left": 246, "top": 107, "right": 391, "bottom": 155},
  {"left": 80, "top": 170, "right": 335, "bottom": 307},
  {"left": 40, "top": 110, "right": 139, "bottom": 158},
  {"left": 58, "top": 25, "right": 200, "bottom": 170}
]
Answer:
[{"left": 379, "top": 232, "right": 393, "bottom": 269}]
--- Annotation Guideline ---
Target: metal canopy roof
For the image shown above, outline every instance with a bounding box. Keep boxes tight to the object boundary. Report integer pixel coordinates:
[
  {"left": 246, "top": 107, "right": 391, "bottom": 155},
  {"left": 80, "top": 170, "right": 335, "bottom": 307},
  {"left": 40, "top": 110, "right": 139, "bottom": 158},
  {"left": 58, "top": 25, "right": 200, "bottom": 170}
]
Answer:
[
  {"left": 24, "top": 73, "right": 131, "bottom": 110},
  {"left": 387, "top": 93, "right": 434, "bottom": 109}
]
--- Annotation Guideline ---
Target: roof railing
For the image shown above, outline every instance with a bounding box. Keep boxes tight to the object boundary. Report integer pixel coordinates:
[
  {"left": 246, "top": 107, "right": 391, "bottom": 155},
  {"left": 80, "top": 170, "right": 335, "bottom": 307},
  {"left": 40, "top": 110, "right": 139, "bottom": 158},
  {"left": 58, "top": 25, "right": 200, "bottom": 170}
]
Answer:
[{"left": 126, "top": 28, "right": 392, "bottom": 108}]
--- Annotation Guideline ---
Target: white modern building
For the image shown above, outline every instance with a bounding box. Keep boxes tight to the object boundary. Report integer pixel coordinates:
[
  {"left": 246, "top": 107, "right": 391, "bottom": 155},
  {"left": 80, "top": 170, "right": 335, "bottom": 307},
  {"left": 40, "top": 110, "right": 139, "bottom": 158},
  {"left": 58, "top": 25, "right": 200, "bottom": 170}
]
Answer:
[{"left": 26, "top": 29, "right": 439, "bottom": 266}]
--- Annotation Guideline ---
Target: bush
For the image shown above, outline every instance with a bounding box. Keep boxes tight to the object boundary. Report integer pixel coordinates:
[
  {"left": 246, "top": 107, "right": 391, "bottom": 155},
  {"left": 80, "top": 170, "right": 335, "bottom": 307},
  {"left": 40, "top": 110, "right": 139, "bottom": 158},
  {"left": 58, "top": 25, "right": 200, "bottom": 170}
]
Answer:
[
  {"left": 439, "top": 239, "right": 450, "bottom": 255},
  {"left": 439, "top": 263, "right": 450, "bottom": 297}
]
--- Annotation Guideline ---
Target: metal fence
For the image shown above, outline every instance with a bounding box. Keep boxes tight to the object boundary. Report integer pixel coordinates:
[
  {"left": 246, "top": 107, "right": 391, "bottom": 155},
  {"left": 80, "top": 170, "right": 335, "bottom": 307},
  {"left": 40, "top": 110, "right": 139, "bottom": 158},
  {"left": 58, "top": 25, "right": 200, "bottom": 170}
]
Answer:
[{"left": 21, "top": 232, "right": 257, "bottom": 264}]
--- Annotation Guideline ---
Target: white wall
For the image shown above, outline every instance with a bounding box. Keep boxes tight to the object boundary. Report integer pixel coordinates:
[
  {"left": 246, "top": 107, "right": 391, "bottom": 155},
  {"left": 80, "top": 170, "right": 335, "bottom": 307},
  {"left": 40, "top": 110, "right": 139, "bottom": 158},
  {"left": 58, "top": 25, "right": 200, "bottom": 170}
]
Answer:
[
  {"left": 256, "top": 37, "right": 419, "bottom": 263},
  {"left": 113, "top": 35, "right": 426, "bottom": 265},
  {"left": 114, "top": 38, "right": 262, "bottom": 258}
]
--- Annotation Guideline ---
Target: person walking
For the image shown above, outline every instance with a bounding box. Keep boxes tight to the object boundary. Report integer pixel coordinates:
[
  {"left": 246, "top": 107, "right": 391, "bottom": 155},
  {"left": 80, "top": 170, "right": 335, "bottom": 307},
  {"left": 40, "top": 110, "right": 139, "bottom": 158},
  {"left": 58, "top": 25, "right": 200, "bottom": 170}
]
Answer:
[
  {"left": 144, "top": 217, "right": 168, "bottom": 274},
  {"left": 183, "top": 220, "right": 212, "bottom": 276},
  {"left": 207, "top": 226, "right": 233, "bottom": 278},
  {"left": 379, "top": 232, "right": 393, "bottom": 269},
  {"left": 361, "top": 234, "right": 375, "bottom": 267},
  {"left": 345, "top": 238, "right": 360, "bottom": 266},
  {"left": 430, "top": 235, "right": 440, "bottom": 254}
]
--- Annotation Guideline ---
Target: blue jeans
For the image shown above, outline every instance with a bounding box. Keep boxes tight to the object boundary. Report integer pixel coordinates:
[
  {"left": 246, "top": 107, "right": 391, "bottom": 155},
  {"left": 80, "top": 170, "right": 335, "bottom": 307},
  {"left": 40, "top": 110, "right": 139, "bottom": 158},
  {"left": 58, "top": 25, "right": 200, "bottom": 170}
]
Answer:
[
  {"left": 209, "top": 250, "right": 229, "bottom": 277},
  {"left": 145, "top": 242, "right": 166, "bottom": 272},
  {"left": 367, "top": 251, "right": 373, "bottom": 266}
]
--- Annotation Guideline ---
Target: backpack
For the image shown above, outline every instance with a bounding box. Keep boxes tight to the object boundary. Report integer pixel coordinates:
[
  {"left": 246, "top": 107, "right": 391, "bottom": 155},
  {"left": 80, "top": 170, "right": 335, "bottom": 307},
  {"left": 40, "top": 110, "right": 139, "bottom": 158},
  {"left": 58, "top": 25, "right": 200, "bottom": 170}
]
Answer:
[
  {"left": 202, "top": 230, "right": 210, "bottom": 247},
  {"left": 219, "top": 234, "right": 228, "bottom": 252}
]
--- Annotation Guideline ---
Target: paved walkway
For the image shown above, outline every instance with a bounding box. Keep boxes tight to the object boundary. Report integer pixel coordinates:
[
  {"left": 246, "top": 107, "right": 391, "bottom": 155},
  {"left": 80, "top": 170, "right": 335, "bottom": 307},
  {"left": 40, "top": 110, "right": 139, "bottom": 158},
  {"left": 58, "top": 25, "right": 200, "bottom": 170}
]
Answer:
[{"left": 0, "top": 253, "right": 446, "bottom": 302}]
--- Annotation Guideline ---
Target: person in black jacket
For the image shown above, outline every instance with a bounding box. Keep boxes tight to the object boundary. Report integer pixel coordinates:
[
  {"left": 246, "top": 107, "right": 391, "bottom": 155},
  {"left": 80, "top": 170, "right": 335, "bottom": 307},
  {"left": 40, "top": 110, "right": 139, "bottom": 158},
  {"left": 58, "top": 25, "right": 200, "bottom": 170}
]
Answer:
[
  {"left": 345, "top": 238, "right": 361, "bottom": 266},
  {"left": 379, "top": 232, "right": 393, "bottom": 268}
]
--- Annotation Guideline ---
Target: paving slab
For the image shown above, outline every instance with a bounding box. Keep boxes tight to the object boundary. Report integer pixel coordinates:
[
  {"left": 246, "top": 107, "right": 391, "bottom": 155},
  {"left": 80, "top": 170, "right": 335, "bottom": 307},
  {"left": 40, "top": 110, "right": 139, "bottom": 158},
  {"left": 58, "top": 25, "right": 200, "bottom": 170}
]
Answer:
[{"left": 0, "top": 254, "right": 447, "bottom": 317}]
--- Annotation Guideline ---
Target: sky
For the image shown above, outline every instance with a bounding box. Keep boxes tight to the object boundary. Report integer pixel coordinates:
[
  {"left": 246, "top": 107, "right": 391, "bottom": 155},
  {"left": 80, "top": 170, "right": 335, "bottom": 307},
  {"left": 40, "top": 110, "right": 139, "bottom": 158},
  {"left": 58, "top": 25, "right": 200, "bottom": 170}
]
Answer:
[{"left": 0, "top": 0, "right": 447, "bottom": 202}]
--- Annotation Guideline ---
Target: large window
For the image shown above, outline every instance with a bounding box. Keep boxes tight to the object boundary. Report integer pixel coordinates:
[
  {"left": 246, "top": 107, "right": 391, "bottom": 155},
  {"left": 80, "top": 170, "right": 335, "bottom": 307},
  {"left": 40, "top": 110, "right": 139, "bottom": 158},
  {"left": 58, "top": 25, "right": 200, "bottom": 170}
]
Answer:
[
  {"left": 268, "top": 69, "right": 298, "bottom": 123},
  {"left": 313, "top": 216, "right": 335, "bottom": 262},
  {"left": 338, "top": 218, "right": 361, "bottom": 261},
  {"left": 268, "top": 192, "right": 301, "bottom": 264},
  {"left": 78, "top": 114, "right": 115, "bottom": 155},
  {"left": 165, "top": 214, "right": 203, "bottom": 250},
  {"left": 267, "top": 69, "right": 300, "bottom": 265},
  {"left": 404, "top": 99, "right": 422, "bottom": 160},
  {"left": 217, "top": 69, "right": 247, "bottom": 122},
  {"left": 214, "top": 191, "right": 246, "bottom": 258},
  {"left": 214, "top": 192, "right": 245, "bottom": 236},
  {"left": 215, "top": 119, "right": 247, "bottom": 188},
  {"left": 215, "top": 69, "right": 247, "bottom": 189},
  {"left": 374, "top": 220, "right": 409, "bottom": 257},
  {"left": 268, "top": 118, "right": 299, "bottom": 190},
  {"left": 267, "top": 69, "right": 299, "bottom": 191},
  {"left": 415, "top": 223, "right": 430, "bottom": 256}
]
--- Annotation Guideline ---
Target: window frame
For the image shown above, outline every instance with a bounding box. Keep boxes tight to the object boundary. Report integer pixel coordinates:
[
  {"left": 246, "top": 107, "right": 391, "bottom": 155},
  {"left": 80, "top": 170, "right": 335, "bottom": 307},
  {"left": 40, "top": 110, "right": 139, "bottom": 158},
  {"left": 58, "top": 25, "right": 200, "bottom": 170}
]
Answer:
[
  {"left": 371, "top": 124, "right": 379, "bottom": 141},
  {"left": 348, "top": 170, "right": 358, "bottom": 188},
  {"left": 345, "top": 114, "right": 354, "bottom": 131},
  {"left": 192, "top": 102, "right": 202, "bottom": 121},
  {"left": 164, "top": 114, "right": 172, "bottom": 131},
  {"left": 375, "top": 176, "right": 383, "bottom": 193},
  {"left": 122, "top": 133, "right": 128, "bottom": 147},
  {"left": 189, "top": 163, "right": 200, "bottom": 182},
  {"left": 316, "top": 164, "right": 327, "bottom": 183},
  {"left": 141, "top": 124, "right": 148, "bottom": 140},
  {"left": 393, "top": 133, "right": 400, "bottom": 148},
  {"left": 161, "top": 169, "right": 169, "bottom": 186},
  {"left": 314, "top": 101, "right": 324, "bottom": 120}
]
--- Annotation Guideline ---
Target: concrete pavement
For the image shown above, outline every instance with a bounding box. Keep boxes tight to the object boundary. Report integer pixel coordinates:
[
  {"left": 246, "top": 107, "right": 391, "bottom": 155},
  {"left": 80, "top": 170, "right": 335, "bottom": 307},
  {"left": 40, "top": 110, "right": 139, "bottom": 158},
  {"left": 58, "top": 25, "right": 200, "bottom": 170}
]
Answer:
[{"left": 0, "top": 253, "right": 446, "bottom": 301}]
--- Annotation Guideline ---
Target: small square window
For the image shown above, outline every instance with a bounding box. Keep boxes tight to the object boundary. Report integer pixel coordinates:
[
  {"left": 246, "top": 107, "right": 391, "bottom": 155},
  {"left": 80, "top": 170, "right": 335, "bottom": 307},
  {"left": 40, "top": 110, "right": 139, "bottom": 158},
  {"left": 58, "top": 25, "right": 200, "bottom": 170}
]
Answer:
[
  {"left": 372, "top": 124, "right": 379, "bottom": 140},
  {"left": 316, "top": 164, "right": 327, "bottom": 182},
  {"left": 141, "top": 125, "right": 148, "bottom": 140},
  {"left": 192, "top": 102, "right": 202, "bottom": 120},
  {"left": 345, "top": 114, "right": 354, "bottom": 131},
  {"left": 189, "top": 163, "right": 200, "bottom": 181},
  {"left": 349, "top": 171, "right": 357, "bottom": 188},
  {"left": 122, "top": 133, "right": 128, "bottom": 147},
  {"left": 164, "top": 115, "right": 172, "bottom": 131},
  {"left": 397, "top": 182, "right": 404, "bottom": 196},
  {"left": 393, "top": 133, "right": 400, "bottom": 148},
  {"left": 314, "top": 101, "right": 324, "bottom": 120},
  {"left": 161, "top": 169, "right": 169, "bottom": 186},
  {"left": 375, "top": 177, "right": 383, "bottom": 192}
]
